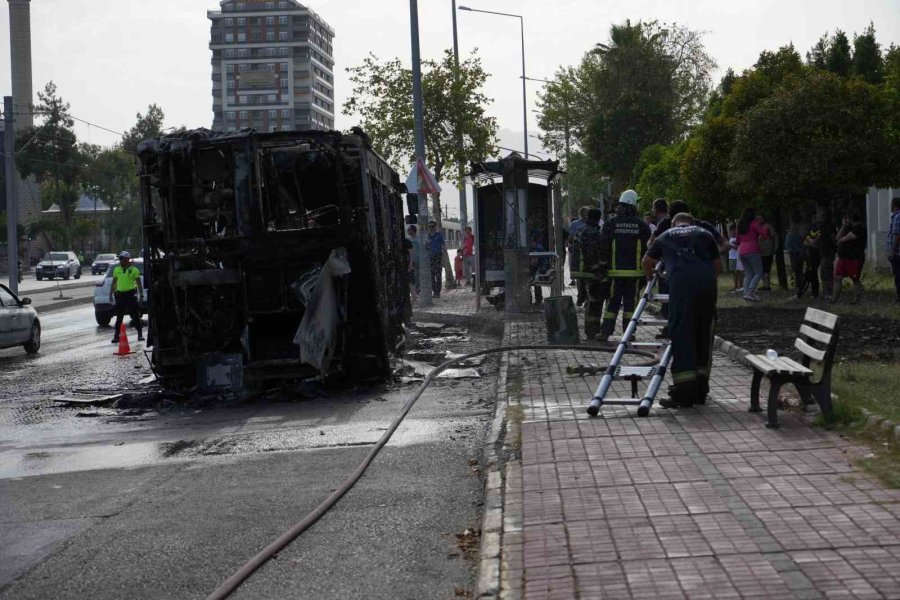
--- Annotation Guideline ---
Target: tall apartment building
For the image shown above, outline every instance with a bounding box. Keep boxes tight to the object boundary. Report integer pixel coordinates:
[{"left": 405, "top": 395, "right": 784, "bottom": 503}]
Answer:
[{"left": 208, "top": 0, "right": 335, "bottom": 133}]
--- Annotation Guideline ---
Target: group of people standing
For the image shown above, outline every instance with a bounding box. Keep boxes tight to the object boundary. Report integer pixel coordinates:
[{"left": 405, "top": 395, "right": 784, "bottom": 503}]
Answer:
[
  {"left": 404, "top": 222, "right": 475, "bottom": 302},
  {"left": 726, "top": 205, "right": 875, "bottom": 305},
  {"left": 569, "top": 194, "right": 724, "bottom": 408}
]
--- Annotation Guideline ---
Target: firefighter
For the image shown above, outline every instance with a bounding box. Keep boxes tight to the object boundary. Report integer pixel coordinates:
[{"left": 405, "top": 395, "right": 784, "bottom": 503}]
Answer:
[
  {"left": 569, "top": 208, "right": 605, "bottom": 339},
  {"left": 596, "top": 190, "right": 651, "bottom": 342},
  {"left": 642, "top": 213, "right": 722, "bottom": 408}
]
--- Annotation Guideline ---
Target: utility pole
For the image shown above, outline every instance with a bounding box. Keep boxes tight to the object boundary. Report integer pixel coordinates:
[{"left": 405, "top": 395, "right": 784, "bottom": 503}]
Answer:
[
  {"left": 451, "top": 0, "right": 468, "bottom": 236},
  {"left": 410, "top": 0, "right": 432, "bottom": 307},
  {"left": 4, "top": 97, "right": 18, "bottom": 294}
]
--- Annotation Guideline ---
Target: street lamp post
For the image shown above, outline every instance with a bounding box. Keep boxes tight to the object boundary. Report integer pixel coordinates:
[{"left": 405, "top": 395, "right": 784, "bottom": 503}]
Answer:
[
  {"left": 458, "top": 6, "right": 528, "bottom": 160},
  {"left": 409, "top": 0, "right": 432, "bottom": 307},
  {"left": 450, "top": 0, "right": 468, "bottom": 257}
]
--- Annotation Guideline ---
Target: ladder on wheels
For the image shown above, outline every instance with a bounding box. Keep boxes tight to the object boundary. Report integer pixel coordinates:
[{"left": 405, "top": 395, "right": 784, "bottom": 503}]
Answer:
[{"left": 586, "top": 263, "right": 672, "bottom": 418}]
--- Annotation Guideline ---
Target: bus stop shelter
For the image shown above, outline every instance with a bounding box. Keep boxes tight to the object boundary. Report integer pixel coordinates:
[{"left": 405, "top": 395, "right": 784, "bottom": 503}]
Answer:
[{"left": 467, "top": 154, "right": 564, "bottom": 313}]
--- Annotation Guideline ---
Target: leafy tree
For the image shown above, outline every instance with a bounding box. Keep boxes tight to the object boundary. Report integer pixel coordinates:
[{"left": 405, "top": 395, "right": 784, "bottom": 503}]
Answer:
[
  {"left": 122, "top": 104, "right": 166, "bottom": 154},
  {"left": 806, "top": 35, "right": 829, "bottom": 69},
  {"left": 632, "top": 143, "right": 686, "bottom": 211},
  {"left": 681, "top": 116, "right": 742, "bottom": 221},
  {"left": 825, "top": 30, "right": 853, "bottom": 77},
  {"left": 15, "top": 82, "right": 83, "bottom": 186},
  {"left": 0, "top": 212, "right": 25, "bottom": 245},
  {"left": 852, "top": 23, "right": 883, "bottom": 84},
  {"left": 343, "top": 49, "right": 498, "bottom": 225},
  {"left": 536, "top": 65, "right": 590, "bottom": 163},
  {"left": 582, "top": 20, "right": 714, "bottom": 191},
  {"left": 729, "top": 71, "right": 893, "bottom": 205},
  {"left": 563, "top": 151, "right": 609, "bottom": 211}
]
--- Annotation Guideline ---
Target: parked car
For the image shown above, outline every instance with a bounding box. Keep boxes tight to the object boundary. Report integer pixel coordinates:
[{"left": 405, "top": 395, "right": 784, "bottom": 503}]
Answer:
[
  {"left": 0, "top": 283, "right": 40, "bottom": 354},
  {"left": 91, "top": 253, "right": 117, "bottom": 276},
  {"left": 35, "top": 251, "right": 81, "bottom": 281},
  {"left": 93, "top": 259, "right": 146, "bottom": 327}
]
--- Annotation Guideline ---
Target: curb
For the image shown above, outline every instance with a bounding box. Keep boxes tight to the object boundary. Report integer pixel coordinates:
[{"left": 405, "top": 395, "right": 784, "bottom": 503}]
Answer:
[
  {"left": 713, "top": 334, "right": 752, "bottom": 369},
  {"left": 33, "top": 295, "right": 94, "bottom": 314},
  {"left": 408, "top": 309, "right": 507, "bottom": 598},
  {"left": 474, "top": 335, "right": 509, "bottom": 599}
]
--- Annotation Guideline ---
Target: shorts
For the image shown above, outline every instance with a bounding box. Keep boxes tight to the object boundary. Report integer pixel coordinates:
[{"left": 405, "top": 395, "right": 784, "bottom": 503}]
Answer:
[
  {"left": 834, "top": 258, "right": 862, "bottom": 280},
  {"left": 729, "top": 258, "right": 743, "bottom": 271}
]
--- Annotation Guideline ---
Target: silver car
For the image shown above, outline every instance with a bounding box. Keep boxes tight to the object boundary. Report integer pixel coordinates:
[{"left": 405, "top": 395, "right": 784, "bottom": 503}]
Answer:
[{"left": 0, "top": 283, "right": 40, "bottom": 354}]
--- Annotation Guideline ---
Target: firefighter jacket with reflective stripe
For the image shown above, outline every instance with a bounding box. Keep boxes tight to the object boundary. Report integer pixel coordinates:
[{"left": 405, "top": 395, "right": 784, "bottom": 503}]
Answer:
[
  {"left": 599, "top": 207, "right": 651, "bottom": 278},
  {"left": 570, "top": 222, "right": 603, "bottom": 280}
]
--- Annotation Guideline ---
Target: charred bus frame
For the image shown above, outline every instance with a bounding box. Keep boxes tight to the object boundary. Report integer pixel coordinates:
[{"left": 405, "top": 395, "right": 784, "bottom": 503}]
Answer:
[{"left": 137, "top": 129, "right": 409, "bottom": 386}]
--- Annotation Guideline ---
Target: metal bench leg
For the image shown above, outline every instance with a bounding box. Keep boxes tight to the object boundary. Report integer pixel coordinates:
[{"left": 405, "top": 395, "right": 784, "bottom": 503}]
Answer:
[
  {"left": 766, "top": 378, "right": 782, "bottom": 429},
  {"left": 814, "top": 382, "right": 834, "bottom": 423},
  {"left": 749, "top": 371, "right": 763, "bottom": 413}
]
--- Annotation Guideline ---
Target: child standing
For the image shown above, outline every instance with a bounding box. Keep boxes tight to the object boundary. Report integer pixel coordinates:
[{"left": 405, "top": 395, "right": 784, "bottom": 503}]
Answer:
[
  {"left": 728, "top": 227, "right": 744, "bottom": 291},
  {"left": 454, "top": 248, "right": 464, "bottom": 286}
]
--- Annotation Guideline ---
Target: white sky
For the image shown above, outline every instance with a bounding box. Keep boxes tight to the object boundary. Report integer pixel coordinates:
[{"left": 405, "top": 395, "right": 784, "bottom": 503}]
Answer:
[{"left": 2, "top": 0, "right": 900, "bottom": 216}]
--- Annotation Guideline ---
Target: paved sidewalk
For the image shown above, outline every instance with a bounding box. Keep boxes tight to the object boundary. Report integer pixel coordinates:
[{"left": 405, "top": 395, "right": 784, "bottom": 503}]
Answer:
[{"left": 416, "top": 287, "right": 900, "bottom": 600}]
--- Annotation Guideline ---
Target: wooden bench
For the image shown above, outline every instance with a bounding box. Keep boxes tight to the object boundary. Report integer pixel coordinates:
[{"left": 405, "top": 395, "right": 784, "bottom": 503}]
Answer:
[{"left": 746, "top": 307, "right": 839, "bottom": 428}]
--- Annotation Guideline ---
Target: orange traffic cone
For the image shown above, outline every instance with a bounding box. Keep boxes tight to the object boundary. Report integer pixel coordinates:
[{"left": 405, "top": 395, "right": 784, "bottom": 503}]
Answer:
[{"left": 114, "top": 323, "right": 134, "bottom": 356}]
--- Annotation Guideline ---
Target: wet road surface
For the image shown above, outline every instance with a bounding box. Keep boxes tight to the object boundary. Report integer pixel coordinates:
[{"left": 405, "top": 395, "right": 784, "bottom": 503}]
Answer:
[{"left": 0, "top": 305, "right": 499, "bottom": 599}]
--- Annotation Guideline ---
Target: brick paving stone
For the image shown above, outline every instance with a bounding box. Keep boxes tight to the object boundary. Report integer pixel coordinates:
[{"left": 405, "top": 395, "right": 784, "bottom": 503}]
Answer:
[
  {"left": 791, "top": 550, "right": 883, "bottom": 600},
  {"left": 836, "top": 546, "right": 900, "bottom": 597},
  {"left": 418, "top": 287, "right": 900, "bottom": 599}
]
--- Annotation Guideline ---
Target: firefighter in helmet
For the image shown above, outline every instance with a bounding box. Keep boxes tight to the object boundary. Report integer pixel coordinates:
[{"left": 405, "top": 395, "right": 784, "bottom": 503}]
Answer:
[{"left": 596, "top": 190, "right": 652, "bottom": 342}]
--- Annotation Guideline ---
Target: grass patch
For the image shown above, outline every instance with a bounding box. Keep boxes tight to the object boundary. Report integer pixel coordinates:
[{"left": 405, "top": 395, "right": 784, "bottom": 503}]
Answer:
[
  {"left": 815, "top": 359, "right": 900, "bottom": 488},
  {"left": 832, "top": 360, "right": 900, "bottom": 424},
  {"left": 855, "top": 445, "right": 900, "bottom": 489},
  {"left": 716, "top": 269, "right": 899, "bottom": 318}
]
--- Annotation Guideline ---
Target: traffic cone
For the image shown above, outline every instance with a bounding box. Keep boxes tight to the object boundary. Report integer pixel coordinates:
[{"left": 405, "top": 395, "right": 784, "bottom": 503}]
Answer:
[{"left": 114, "top": 323, "right": 134, "bottom": 356}]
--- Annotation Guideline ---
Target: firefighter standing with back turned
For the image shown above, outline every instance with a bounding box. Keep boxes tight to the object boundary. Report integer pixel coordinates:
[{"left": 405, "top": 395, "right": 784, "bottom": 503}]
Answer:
[
  {"left": 569, "top": 208, "right": 605, "bottom": 339},
  {"left": 642, "top": 213, "right": 722, "bottom": 408},
  {"left": 596, "top": 190, "right": 651, "bottom": 342}
]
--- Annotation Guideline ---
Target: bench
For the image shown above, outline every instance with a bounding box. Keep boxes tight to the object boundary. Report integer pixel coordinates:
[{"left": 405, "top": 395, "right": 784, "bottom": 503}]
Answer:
[{"left": 746, "top": 307, "right": 839, "bottom": 428}]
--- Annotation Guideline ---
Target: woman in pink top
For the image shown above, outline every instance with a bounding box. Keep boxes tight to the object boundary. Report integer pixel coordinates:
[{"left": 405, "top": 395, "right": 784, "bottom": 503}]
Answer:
[{"left": 736, "top": 207, "right": 769, "bottom": 301}]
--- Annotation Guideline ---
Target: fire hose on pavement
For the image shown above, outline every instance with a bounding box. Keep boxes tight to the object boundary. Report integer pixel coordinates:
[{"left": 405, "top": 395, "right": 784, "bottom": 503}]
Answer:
[{"left": 206, "top": 342, "right": 657, "bottom": 600}]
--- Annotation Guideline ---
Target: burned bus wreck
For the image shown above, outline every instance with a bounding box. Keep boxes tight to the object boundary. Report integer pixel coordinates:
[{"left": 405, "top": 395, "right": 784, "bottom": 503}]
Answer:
[{"left": 137, "top": 129, "right": 410, "bottom": 387}]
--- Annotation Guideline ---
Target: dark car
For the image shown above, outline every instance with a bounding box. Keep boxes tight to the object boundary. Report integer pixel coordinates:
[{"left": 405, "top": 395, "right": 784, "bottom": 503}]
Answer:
[
  {"left": 0, "top": 283, "right": 40, "bottom": 354},
  {"left": 35, "top": 251, "right": 81, "bottom": 281},
  {"left": 91, "top": 253, "right": 117, "bottom": 276}
]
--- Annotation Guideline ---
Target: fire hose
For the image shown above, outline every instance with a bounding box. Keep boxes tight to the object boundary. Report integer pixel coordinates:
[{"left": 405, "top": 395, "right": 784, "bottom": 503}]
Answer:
[{"left": 206, "top": 343, "right": 657, "bottom": 600}]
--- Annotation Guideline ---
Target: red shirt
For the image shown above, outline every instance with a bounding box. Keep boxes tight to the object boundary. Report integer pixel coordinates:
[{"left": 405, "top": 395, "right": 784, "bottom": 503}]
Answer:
[
  {"left": 462, "top": 233, "right": 475, "bottom": 256},
  {"left": 454, "top": 255, "right": 463, "bottom": 276}
]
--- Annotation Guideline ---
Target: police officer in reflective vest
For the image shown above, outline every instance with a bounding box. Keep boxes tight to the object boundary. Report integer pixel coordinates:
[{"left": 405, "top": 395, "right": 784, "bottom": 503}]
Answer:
[
  {"left": 597, "top": 190, "right": 651, "bottom": 342},
  {"left": 642, "top": 213, "right": 722, "bottom": 408},
  {"left": 110, "top": 251, "right": 145, "bottom": 344},
  {"left": 569, "top": 208, "right": 605, "bottom": 339}
]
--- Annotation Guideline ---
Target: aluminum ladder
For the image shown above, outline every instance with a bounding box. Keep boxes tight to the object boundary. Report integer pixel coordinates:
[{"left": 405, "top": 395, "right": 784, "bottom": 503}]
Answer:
[{"left": 586, "top": 264, "right": 671, "bottom": 418}]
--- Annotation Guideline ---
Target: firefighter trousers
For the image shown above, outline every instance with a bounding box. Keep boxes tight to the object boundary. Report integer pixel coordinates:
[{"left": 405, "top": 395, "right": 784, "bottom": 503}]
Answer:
[
  {"left": 584, "top": 278, "right": 610, "bottom": 339},
  {"left": 600, "top": 278, "right": 639, "bottom": 338},
  {"left": 668, "top": 278, "right": 717, "bottom": 402}
]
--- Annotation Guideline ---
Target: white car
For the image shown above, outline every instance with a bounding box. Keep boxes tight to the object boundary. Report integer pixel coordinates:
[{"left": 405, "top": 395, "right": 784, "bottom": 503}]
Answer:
[
  {"left": 0, "top": 283, "right": 41, "bottom": 354},
  {"left": 35, "top": 251, "right": 81, "bottom": 281},
  {"left": 93, "top": 260, "right": 147, "bottom": 327}
]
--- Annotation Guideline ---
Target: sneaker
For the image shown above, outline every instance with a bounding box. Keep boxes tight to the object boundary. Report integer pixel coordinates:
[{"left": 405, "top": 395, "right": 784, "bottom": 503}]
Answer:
[
  {"left": 137, "top": 334, "right": 145, "bottom": 341},
  {"left": 111, "top": 337, "right": 119, "bottom": 344}
]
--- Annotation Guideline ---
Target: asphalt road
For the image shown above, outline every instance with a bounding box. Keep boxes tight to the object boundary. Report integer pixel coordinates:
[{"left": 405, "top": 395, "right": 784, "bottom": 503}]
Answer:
[{"left": 0, "top": 305, "right": 498, "bottom": 599}]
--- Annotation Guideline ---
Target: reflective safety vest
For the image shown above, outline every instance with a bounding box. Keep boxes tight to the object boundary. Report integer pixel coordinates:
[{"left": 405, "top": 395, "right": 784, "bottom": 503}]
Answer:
[
  {"left": 113, "top": 265, "right": 141, "bottom": 292},
  {"left": 599, "top": 209, "right": 651, "bottom": 278}
]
